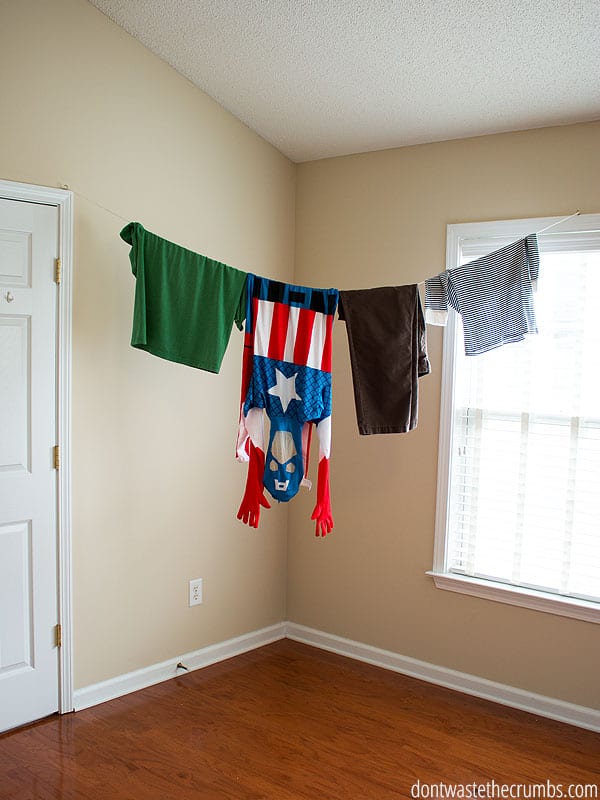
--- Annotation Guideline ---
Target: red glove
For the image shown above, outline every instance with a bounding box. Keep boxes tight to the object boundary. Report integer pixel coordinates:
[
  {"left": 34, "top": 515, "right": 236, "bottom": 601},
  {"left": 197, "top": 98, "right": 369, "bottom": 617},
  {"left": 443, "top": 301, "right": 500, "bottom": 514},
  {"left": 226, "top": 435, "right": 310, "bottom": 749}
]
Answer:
[
  {"left": 311, "top": 457, "right": 334, "bottom": 537},
  {"left": 237, "top": 441, "right": 271, "bottom": 528}
]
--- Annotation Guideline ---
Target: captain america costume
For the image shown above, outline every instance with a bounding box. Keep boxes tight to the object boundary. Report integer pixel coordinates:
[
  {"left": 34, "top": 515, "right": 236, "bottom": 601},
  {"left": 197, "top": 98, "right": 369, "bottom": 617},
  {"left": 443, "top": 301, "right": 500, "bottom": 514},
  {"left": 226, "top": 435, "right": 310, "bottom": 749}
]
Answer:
[{"left": 236, "top": 274, "right": 338, "bottom": 536}]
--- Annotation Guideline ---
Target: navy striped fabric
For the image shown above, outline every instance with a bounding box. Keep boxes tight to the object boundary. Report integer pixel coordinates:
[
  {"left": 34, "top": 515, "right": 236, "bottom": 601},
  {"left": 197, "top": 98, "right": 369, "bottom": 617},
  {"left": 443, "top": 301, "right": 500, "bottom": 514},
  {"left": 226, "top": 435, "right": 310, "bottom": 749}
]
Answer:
[
  {"left": 425, "top": 234, "right": 540, "bottom": 356},
  {"left": 250, "top": 275, "right": 338, "bottom": 315}
]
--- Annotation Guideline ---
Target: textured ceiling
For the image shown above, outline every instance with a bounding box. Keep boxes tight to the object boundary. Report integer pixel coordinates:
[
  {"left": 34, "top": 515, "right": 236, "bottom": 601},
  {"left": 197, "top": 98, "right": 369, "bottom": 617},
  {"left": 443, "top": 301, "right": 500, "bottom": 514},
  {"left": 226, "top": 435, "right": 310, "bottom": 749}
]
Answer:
[{"left": 89, "top": 0, "right": 600, "bottom": 162}]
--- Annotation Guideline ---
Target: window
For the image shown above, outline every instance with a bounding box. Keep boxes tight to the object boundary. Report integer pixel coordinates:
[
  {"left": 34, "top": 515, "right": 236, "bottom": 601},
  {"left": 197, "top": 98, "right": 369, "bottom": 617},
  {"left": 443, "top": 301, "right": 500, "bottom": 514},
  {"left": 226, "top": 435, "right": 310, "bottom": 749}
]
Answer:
[{"left": 430, "top": 214, "right": 600, "bottom": 623}]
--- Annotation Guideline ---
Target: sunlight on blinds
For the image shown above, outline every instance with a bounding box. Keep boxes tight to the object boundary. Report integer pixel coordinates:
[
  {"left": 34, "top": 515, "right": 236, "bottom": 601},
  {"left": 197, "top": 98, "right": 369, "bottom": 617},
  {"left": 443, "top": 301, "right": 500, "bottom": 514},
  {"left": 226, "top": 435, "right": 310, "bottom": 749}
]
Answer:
[{"left": 447, "top": 246, "right": 600, "bottom": 603}]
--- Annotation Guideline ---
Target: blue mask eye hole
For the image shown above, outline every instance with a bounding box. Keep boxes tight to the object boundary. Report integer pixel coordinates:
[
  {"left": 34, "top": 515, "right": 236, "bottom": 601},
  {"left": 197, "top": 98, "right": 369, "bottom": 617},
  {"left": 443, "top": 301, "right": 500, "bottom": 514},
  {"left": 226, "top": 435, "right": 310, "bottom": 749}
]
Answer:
[
  {"left": 269, "top": 460, "right": 278, "bottom": 472},
  {"left": 286, "top": 463, "right": 295, "bottom": 473}
]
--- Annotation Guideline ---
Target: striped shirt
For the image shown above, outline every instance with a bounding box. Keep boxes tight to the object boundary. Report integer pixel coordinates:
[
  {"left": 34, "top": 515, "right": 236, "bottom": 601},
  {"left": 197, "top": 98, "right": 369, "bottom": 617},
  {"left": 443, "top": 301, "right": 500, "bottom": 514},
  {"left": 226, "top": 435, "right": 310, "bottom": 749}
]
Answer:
[{"left": 425, "top": 234, "right": 540, "bottom": 356}]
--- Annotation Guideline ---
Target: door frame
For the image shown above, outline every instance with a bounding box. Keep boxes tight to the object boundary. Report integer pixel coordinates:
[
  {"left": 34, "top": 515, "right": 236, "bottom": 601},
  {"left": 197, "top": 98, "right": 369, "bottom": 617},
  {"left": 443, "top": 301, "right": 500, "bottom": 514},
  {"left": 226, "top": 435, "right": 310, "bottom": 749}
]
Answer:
[{"left": 0, "top": 178, "right": 73, "bottom": 714}]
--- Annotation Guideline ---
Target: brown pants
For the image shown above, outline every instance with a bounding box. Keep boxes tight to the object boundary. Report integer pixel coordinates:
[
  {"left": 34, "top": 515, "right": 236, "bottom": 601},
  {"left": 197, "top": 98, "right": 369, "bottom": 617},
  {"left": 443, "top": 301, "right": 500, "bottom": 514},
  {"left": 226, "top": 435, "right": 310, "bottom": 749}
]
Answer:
[{"left": 338, "top": 285, "right": 430, "bottom": 434}]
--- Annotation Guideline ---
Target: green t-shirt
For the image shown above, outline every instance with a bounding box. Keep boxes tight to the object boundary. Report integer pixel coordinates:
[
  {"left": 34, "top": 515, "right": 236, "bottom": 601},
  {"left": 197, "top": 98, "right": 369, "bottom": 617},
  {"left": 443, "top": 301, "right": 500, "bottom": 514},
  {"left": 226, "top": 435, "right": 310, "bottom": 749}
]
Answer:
[{"left": 120, "top": 222, "right": 247, "bottom": 373}]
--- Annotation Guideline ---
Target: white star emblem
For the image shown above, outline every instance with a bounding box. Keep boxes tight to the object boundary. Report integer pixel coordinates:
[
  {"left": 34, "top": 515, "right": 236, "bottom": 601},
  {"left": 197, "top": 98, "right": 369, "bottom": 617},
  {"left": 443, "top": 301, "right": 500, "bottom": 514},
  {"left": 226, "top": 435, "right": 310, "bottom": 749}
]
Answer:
[{"left": 268, "top": 369, "right": 302, "bottom": 413}]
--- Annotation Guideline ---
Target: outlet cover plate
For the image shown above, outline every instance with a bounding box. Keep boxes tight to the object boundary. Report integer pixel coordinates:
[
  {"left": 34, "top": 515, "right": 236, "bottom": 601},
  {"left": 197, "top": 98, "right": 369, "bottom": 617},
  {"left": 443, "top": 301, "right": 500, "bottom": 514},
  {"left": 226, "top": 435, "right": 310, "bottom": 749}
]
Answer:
[{"left": 189, "top": 578, "right": 203, "bottom": 607}]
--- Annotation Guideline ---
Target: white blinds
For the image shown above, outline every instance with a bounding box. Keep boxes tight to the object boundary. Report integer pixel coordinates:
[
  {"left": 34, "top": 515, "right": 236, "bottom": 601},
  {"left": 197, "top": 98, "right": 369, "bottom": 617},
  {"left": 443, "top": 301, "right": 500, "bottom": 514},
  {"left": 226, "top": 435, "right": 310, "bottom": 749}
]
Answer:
[{"left": 446, "top": 238, "right": 600, "bottom": 603}]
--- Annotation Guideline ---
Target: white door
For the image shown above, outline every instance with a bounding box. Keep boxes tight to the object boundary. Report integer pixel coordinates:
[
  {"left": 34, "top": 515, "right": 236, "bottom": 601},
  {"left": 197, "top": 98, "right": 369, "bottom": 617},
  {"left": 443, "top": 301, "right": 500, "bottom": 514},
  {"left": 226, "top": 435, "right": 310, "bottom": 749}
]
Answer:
[{"left": 0, "top": 196, "right": 60, "bottom": 732}]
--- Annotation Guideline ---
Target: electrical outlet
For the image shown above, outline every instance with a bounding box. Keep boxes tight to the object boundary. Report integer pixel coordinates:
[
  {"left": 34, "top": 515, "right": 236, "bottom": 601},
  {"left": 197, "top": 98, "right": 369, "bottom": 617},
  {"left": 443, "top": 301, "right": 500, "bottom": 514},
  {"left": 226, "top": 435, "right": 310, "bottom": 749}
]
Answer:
[{"left": 189, "top": 578, "right": 203, "bottom": 607}]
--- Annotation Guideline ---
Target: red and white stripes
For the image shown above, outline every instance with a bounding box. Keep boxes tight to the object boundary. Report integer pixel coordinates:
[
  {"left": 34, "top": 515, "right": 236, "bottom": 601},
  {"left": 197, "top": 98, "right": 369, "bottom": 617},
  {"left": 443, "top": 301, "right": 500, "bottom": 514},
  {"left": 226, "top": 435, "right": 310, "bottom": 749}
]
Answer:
[{"left": 253, "top": 298, "right": 333, "bottom": 372}]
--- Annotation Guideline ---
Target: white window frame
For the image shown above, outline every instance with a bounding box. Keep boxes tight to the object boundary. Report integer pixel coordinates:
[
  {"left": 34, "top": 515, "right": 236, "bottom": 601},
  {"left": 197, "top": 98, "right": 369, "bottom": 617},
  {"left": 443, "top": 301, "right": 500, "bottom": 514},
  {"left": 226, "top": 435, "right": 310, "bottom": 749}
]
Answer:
[{"left": 428, "top": 212, "right": 600, "bottom": 625}]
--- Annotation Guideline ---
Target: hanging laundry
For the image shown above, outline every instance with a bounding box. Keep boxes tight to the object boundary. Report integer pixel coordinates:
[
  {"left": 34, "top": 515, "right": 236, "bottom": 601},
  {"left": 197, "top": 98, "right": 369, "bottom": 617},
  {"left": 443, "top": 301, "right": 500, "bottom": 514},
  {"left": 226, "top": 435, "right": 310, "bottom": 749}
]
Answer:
[
  {"left": 338, "top": 285, "right": 430, "bottom": 435},
  {"left": 120, "top": 222, "right": 247, "bottom": 373},
  {"left": 425, "top": 234, "right": 540, "bottom": 356},
  {"left": 236, "top": 275, "right": 339, "bottom": 536}
]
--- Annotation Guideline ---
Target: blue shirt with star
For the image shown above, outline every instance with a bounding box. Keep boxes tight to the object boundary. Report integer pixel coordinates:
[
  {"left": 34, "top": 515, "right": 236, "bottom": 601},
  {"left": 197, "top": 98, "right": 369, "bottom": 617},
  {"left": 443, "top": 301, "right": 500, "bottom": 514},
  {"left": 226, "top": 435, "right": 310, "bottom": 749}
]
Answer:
[{"left": 244, "top": 356, "right": 331, "bottom": 425}]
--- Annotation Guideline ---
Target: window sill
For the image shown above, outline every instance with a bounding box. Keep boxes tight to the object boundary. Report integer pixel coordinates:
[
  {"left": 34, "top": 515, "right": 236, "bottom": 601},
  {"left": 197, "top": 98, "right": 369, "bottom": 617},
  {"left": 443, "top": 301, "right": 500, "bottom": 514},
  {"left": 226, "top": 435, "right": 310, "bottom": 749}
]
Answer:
[{"left": 427, "top": 572, "right": 600, "bottom": 625}]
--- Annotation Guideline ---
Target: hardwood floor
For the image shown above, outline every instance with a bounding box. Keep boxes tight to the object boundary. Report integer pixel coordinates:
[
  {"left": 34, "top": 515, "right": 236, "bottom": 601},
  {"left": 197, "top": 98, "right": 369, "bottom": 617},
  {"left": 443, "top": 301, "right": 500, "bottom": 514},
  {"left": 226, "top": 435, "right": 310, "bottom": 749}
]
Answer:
[{"left": 1, "top": 639, "right": 598, "bottom": 800}]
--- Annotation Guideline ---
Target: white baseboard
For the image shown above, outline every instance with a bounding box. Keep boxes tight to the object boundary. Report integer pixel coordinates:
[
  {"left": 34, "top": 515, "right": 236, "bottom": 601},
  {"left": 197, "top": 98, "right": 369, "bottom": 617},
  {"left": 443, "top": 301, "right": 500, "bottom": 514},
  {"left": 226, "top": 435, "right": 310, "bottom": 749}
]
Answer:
[
  {"left": 73, "top": 620, "right": 600, "bottom": 733},
  {"left": 284, "top": 622, "right": 600, "bottom": 733},
  {"left": 73, "top": 623, "right": 286, "bottom": 712}
]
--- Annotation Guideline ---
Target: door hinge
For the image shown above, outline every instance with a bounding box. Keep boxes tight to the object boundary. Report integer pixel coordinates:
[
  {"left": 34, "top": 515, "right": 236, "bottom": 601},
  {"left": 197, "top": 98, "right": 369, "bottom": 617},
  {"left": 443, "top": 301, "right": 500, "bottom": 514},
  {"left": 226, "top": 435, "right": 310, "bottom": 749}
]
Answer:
[
  {"left": 53, "top": 445, "right": 60, "bottom": 470},
  {"left": 54, "top": 257, "right": 62, "bottom": 284},
  {"left": 55, "top": 624, "right": 62, "bottom": 648}
]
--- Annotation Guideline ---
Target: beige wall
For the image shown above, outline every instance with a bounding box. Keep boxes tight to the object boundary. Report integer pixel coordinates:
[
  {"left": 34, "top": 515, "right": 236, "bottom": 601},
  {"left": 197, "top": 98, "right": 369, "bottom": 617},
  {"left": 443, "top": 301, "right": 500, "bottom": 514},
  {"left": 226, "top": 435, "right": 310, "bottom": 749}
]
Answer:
[
  {"left": 290, "top": 122, "right": 600, "bottom": 710},
  {"left": 0, "top": 0, "right": 295, "bottom": 688}
]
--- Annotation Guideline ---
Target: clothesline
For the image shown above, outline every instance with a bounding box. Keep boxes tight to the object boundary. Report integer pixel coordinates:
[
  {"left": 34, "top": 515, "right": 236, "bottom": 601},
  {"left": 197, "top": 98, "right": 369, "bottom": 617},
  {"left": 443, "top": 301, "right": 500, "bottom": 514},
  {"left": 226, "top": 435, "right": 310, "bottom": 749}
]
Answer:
[
  {"left": 65, "top": 183, "right": 579, "bottom": 293},
  {"left": 537, "top": 209, "right": 580, "bottom": 234},
  {"left": 417, "top": 210, "right": 581, "bottom": 282},
  {"left": 61, "top": 185, "right": 131, "bottom": 225}
]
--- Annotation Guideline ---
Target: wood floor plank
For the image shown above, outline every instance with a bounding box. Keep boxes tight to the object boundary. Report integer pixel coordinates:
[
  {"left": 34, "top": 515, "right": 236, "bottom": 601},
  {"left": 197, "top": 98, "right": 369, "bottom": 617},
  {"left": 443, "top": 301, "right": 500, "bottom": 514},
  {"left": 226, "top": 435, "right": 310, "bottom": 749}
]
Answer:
[{"left": 1, "top": 640, "right": 598, "bottom": 799}]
